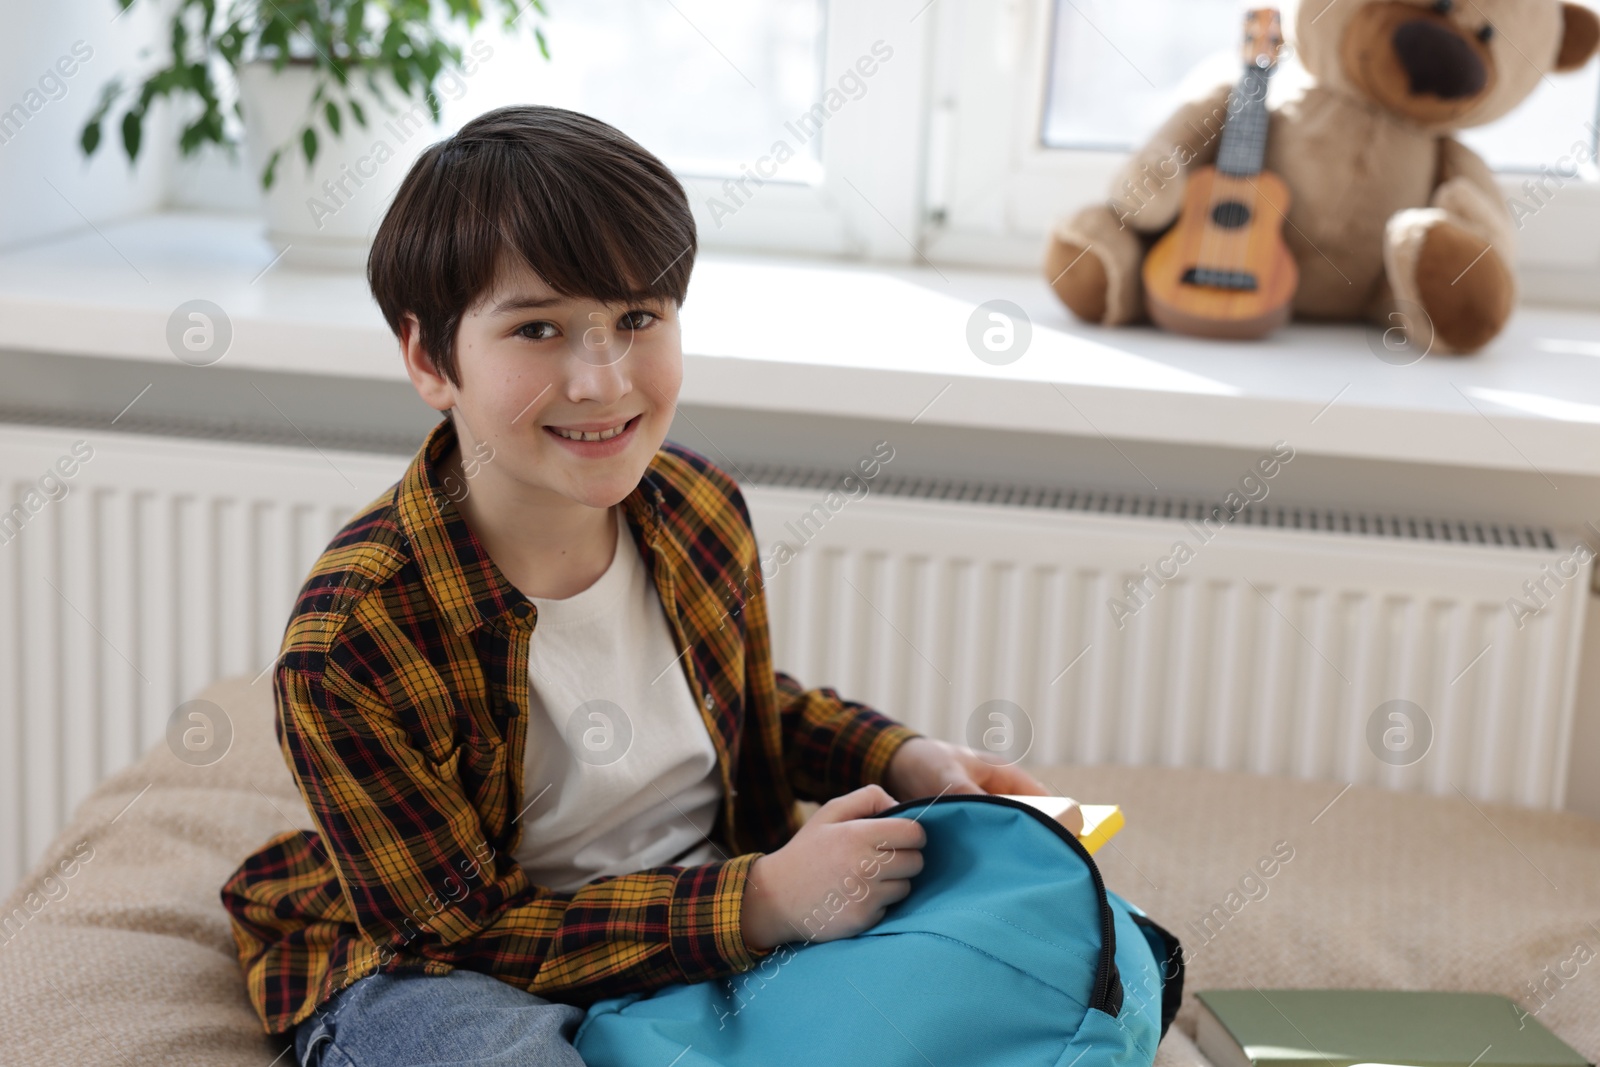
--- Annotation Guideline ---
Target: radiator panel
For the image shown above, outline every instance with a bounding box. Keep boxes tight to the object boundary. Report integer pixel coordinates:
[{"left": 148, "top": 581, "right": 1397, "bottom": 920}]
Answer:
[
  {"left": 745, "top": 486, "right": 1588, "bottom": 814},
  {"left": 0, "top": 425, "right": 1589, "bottom": 901},
  {"left": 0, "top": 426, "right": 407, "bottom": 894}
]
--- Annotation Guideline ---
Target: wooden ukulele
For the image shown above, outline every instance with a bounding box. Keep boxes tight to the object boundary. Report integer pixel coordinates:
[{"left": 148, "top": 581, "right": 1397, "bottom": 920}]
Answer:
[{"left": 1143, "top": 9, "right": 1298, "bottom": 340}]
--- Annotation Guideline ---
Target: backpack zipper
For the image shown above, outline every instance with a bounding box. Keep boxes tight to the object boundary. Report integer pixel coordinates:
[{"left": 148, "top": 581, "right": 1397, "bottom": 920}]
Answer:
[{"left": 871, "top": 793, "right": 1123, "bottom": 1017}]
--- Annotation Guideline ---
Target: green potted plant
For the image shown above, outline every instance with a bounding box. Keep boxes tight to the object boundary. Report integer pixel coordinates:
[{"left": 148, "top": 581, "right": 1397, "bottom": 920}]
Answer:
[{"left": 81, "top": 0, "right": 550, "bottom": 268}]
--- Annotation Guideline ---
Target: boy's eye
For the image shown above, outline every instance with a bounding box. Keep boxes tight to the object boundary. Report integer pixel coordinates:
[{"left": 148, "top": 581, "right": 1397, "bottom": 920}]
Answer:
[
  {"left": 619, "top": 310, "right": 659, "bottom": 331},
  {"left": 517, "top": 321, "right": 560, "bottom": 341}
]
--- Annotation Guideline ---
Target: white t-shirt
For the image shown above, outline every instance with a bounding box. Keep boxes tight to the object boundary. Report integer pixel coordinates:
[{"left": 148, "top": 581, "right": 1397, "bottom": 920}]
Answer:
[{"left": 512, "top": 505, "right": 724, "bottom": 892}]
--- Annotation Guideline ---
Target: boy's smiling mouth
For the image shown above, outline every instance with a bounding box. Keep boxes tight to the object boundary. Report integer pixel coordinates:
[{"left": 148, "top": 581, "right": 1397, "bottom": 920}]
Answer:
[{"left": 544, "top": 414, "right": 641, "bottom": 454}]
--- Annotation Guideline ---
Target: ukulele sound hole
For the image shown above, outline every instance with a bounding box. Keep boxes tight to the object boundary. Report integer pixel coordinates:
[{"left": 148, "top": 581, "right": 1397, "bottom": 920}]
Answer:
[{"left": 1210, "top": 201, "right": 1252, "bottom": 228}]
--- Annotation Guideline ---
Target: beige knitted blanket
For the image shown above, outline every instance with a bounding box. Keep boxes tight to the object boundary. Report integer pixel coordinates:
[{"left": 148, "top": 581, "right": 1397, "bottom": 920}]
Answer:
[{"left": 2, "top": 675, "right": 1595, "bottom": 1065}]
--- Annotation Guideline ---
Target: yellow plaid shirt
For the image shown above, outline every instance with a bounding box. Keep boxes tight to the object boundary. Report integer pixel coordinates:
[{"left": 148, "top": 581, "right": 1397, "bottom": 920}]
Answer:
[{"left": 221, "top": 417, "right": 921, "bottom": 1034}]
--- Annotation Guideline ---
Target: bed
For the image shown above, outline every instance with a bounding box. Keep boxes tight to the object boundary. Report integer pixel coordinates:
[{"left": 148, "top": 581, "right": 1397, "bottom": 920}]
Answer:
[{"left": 3, "top": 674, "right": 1596, "bottom": 1065}]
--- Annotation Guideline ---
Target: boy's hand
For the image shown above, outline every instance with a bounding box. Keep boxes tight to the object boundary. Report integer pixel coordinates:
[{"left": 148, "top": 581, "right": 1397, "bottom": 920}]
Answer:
[
  {"left": 740, "top": 785, "right": 925, "bottom": 951},
  {"left": 883, "top": 737, "right": 1084, "bottom": 835}
]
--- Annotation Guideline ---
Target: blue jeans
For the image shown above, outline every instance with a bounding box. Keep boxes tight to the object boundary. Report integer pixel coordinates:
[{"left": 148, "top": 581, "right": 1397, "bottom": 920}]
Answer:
[{"left": 293, "top": 968, "right": 588, "bottom": 1066}]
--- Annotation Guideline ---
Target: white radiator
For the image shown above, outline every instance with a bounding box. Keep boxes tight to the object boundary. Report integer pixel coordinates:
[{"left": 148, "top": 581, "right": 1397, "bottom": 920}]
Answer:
[
  {"left": 0, "top": 424, "right": 1590, "bottom": 899},
  {"left": 0, "top": 425, "right": 407, "bottom": 896},
  {"left": 743, "top": 467, "right": 1591, "bottom": 815}
]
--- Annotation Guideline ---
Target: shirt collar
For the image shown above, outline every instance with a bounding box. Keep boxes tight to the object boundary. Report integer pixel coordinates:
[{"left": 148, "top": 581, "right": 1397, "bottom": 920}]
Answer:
[{"left": 395, "top": 416, "right": 668, "bottom": 636}]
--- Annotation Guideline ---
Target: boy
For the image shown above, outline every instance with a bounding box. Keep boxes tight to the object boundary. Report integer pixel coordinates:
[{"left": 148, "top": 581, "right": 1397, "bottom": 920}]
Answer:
[{"left": 221, "top": 105, "right": 1063, "bottom": 1066}]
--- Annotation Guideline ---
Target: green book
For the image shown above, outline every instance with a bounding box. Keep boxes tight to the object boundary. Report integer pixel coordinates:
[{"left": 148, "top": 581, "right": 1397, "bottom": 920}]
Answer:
[{"left": 1195, "top": 990, "right": 1591, "bottom": 1067}]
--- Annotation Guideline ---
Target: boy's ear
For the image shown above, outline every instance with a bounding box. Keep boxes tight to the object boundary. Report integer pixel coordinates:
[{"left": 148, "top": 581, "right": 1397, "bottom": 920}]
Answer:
[
  {"left": 1557, "top": 3, "right": 1600, "bottom": 73},
  {"left": 397, "top": 313, "right": 456, "bottom": 412}
]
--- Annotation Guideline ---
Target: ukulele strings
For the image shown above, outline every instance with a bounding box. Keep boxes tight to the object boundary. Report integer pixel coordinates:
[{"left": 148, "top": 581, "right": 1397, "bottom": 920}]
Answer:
[
  {"left": 1228, "top": 92, "right": 1261, "bottom": 280},
  {"left": 1197, "top": 74, "right": 1247, "bottom": 288},
  {"left": 1200, "top": 61, "right": 1269, "bottom": 289},
  {"left": 1196, "top": 12, "right": 1278, "bottom": 292},
  {"left": 1218, "top": 16, "right": 1265, "bottom": 285},
  {"left": 1235, "top": 81, "right": 1260, "bottom": 278},
  {"left": 1197, "top": 69, "right": 1250, "bottom": 286}
]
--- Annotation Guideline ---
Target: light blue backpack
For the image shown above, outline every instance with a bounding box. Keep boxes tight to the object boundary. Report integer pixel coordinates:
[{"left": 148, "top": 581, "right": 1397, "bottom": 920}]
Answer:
[{"left": 574, "top": 794, "right": 1184, "bottom": 1067}]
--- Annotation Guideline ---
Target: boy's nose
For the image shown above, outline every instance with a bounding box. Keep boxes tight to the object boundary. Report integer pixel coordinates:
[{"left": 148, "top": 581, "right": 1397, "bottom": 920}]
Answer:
[{"left": 562, "top": 345, "right": 631, "bottom": 403}]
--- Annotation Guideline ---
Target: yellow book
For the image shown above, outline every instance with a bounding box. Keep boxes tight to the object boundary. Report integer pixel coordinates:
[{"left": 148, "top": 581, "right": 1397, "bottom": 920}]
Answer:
[{"left": 997, "top": 796, "right": 1124, "bottom": 855}]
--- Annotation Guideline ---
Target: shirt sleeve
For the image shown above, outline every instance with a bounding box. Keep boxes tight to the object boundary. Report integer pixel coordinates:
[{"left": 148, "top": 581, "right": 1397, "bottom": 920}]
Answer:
[
  {"left": 264, "top": 660, "right": 772, "bottom": 1005},
  {"left": 772, "top": 670, "right": 923, "bottom": 802}
]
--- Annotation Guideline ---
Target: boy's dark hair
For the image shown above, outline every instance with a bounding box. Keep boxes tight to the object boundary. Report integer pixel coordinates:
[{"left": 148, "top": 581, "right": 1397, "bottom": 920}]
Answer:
[{"left": 368, "top": 105, "right": 697, "bottom": 385}]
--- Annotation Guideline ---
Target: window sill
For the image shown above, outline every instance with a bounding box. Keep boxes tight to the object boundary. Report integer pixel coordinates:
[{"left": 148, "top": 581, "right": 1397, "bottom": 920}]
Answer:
[{"left": 3, "top": 211, "right": 1600, "bottom": 483}]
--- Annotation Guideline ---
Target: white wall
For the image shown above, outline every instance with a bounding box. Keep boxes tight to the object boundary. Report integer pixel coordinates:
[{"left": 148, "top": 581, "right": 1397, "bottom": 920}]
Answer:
[{"left": 0, "top": 1, "right": 171, "bottom": 250}]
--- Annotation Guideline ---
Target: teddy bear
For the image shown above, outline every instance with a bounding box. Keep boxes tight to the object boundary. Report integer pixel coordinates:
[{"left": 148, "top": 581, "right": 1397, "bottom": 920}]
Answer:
[{"left": 1043, "top": 0, "right": 1600, "bottom": 354}]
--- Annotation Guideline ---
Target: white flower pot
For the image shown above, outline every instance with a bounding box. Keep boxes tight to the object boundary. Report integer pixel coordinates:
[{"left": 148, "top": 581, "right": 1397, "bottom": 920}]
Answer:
[{"left": 237, "top": 61, "right": 440, "bottom": 270}]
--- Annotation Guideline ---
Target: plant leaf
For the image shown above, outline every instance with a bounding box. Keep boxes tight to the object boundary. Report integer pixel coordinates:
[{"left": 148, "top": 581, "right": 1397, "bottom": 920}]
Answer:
[
  {"left": 121, "top": 109, "right": 143, "bottom": 160},
  {"left": 77, "top": 78, "right": 123, "bottom": 159},
  {"left": 75, "top": 0, "right": 554, "bottom": 169},
  {"left": 263, "top": 148, "right": 281, "bottom": 190}
]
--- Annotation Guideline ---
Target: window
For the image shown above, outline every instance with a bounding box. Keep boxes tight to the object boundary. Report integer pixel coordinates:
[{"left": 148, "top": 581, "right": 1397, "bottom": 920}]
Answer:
[
  {"left": 1040, "top": 0, "right": 1243, "bottom": 152},
  {"left": 167, "top": 0, "right": 930, "bottom": 259},
  {"left": 1039, "top": 0, "right": 1600, "bottom": 172},
  {"left": 468, "top": 0, "right": 829, "bottom": 181},
  {"left": 162, "top": 0, "right": 1600, "bottom": 292},
  {"left": 428, "top": 0, "right": 930, "bottom": 258},
  {"left": 1459, "top": 65, "right": 1600, "bottom": 174},
  {"left": 923, "top": 0, "right": 1600, "bottom": 295}
]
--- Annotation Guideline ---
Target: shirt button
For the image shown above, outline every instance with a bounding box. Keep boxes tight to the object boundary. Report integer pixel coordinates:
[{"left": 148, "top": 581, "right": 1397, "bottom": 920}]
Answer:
[
  {"left": 702, "top": 692, "right": 714, "bottom": 710},
  {"left": 512, "top": 601, "right": 532, "bottom": 620}
]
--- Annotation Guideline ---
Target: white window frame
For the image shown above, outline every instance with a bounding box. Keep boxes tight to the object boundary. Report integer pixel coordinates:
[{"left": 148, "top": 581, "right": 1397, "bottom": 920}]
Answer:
[
  {"left": 918, "top": 0, "right": 1600, "bottom": 307},
  {"left": 681, "top": 1, "right": 935, "bottom": 263},
  {"left": 159, "top": 1, "right": 940, "bottom": 264}
]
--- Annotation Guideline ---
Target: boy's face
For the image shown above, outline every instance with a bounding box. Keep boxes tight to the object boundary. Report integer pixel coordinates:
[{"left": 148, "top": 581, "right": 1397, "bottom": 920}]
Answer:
[{"left": 402, "top": 254, "right": 684, "bottom": 513}]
